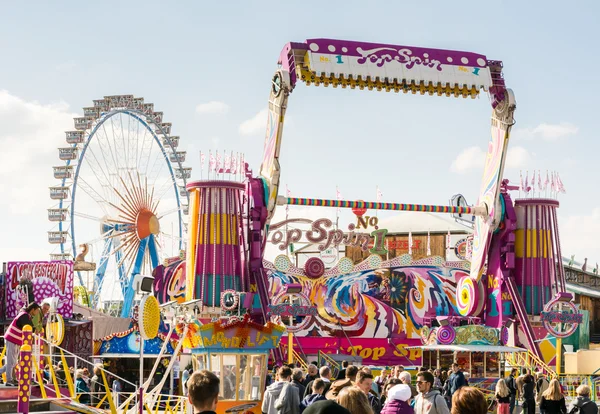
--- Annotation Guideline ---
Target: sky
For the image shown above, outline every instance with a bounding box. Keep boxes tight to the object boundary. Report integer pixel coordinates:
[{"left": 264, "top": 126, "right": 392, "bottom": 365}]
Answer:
[{"left": 1, "top": 0, "right": 599, "bottom": 282}]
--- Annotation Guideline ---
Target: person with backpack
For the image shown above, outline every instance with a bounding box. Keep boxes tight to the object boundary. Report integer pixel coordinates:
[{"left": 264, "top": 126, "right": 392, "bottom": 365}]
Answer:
[
  {"left": 568, "top": 385, "right": 598, "bottom": 414},
  {"left": 414, "top": 371, "right": 450, "bottom": 414}
]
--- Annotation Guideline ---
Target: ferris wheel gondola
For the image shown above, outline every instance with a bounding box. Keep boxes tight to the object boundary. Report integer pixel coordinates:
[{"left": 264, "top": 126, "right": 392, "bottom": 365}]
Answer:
[{"left": 48, "top": 95, "right": 190, "bottom": 317}]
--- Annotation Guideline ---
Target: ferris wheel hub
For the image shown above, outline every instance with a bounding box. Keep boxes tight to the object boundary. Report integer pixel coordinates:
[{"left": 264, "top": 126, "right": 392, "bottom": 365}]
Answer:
[{"left": 136, "top": 208, "right": 160, "bottom": 240}]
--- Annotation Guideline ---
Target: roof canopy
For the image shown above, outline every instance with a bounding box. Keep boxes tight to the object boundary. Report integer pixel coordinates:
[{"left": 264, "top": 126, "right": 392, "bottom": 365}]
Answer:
[{"left": 406, "top": 344, "right": 526, "bottom": 353}]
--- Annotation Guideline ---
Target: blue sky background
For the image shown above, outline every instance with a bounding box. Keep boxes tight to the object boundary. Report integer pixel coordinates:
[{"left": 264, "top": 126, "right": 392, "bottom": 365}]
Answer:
[{"left": 0, "top": 1, "right": 598, "bottom": 269}]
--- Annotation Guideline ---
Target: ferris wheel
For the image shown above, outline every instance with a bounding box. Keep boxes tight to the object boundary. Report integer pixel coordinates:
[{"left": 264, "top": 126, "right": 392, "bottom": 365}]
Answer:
[{"left": 48, "top": 95, "right": 191, "bottom": 317}]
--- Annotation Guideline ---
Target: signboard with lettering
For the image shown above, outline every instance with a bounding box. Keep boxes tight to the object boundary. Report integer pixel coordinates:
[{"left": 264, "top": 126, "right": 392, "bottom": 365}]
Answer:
[
  {"left": 194, "top": 315, "right": 285, "bottom": 351},
  {"left": 5, "top": 261, "right": 74, "bottom": 319}
]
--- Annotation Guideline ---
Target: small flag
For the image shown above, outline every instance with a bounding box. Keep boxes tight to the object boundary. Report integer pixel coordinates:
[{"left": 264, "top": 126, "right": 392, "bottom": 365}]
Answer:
[
  {"left": 538, "top": 170, "right": 543, "bottom": 192},
  {"left": 231, "top": 153, "right": 237, "bottom": 174},
  {"left": 216, "top": 152, "right": 222, "bottom": 171},
  {"left": 544, "top": 170, "right": 549, "bottom": 191},
  {"left": 209, "top": 151, "right": 216, "bottom": 171},
  {"left": 520, "top": 171, "right": 524, "bottom": 192},
  {"left": 376, "top": 186, "right": 383, "bottom": 202},
  {"left": 525, "top": 171, "right": 529, "bottom": 195},
  {"left": 200, "top": 151, "right": 205, "bottom": 169}
]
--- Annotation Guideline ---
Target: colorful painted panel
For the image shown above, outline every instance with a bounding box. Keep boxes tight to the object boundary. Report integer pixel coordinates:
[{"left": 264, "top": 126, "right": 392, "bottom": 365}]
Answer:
[
  {"left": 96, "top": 329, "right": 175, "bottom": 355},
  {"left": 5, "top": 261, "right": 74, "bottom": 318},
  {"left": 153, "top": 259, "right": 186, "bottom": 304},
  {"left": 304, "top": 38, "right": 492, "bottom": 91},
  {"left": 267, "top": 255, "right": 469, "bottom": 341}
]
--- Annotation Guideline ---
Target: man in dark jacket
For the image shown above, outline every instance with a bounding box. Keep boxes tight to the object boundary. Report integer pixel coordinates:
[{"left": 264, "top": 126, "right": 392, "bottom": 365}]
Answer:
[
  {"left": 301, "top": 379, "right": 327, "bottom": 412},
  {"left": 292, "top": 369, "right": 307, "bottom": 399},
  {"left": 304, "top": 367, "right": 332, "bottom": 399},
  {"left": 336, "top": 361, "right": 349, "bottom": 380},
  {"left": 447, "top": 363, "right": 466, "bottom": 405},
  {"left": 506, "top": 369, "right": 518, "bottom": 414}
]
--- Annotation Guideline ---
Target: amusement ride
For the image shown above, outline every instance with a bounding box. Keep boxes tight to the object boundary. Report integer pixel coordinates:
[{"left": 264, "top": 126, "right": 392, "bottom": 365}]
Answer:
[{"left": 0, "top": 38, "right": 586, "bottom": 414}]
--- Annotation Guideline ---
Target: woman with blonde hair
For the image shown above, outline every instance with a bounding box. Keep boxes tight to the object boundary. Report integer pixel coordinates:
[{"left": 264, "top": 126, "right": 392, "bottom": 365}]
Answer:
[
  {"left": 337, "top": 386, "right": 374, "bottom": 414},
  {"left": 540, "top": 379, "right": 566, "bottom": 414},
  {"left": 495, "top": 379, "right": 511, "bottom": 414}
]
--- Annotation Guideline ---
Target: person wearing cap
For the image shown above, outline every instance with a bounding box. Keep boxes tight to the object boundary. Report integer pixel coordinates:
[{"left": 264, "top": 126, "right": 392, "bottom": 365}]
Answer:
[
  {"left": 414, "top": 371, "right": 450, "bottom": 414},
  {"left": 381, "top": 384, "right": 414, "bottom": 414},
  {"left": 303, "top": 400, "right": 351, "bottom": 414}
]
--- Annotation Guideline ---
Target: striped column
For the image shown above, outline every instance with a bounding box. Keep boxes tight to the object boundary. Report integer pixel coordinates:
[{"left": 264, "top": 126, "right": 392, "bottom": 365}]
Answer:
[
  {"left": 185, "top": 181, "right": 245, "bottom": 307},
  {"left": 18, "top": 325, "right": 33, "bottom": 414}
]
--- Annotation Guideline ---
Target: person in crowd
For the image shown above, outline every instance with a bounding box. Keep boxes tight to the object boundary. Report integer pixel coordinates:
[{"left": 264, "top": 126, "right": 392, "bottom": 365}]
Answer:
[
  {"left": 375, "top": 368, "right": 390, "bottom": 394},
  {"left": 0, "top": 302, "right": 41, "bottom": 386},
  {"left": 304, "top": 365, "right": 319, "bottom": 386},
  {"left": 337, "top": 386, "right": 374, "bottom": 414},
  {"left": 495, "top": 379, "right": 511, "bottom": 414},
  {"left": 326, "top": 365, "right": 358, "bottom": 400},
  {"left": 393, "top": 366, "right": 405, "bottom": 379},
  {"left": 292, "top": 369, "right": 307, "bottom": 399},
  {"left": 187, "top": 370, "right": 219, "bottom": 414},
  {"left": 521, "top": 373, "right": 536, "bottom": 414},
  {"left": 381, "top": 378, "right": 402, "bottom": 407},
  {"left": 539, "top": 378, "right": 566, "bottom": 414},
  {"left": 112, "top": 376, "right": 123, "bottom": 407},
  {"left": 433, "top": 370, "right": 443, "bottom": 391},
  {"left": 414, "top": 371, "right": 450, "bottom": 414},
  {"left": 399, "top": 371, "right": 418, "bottom": 401},
  {"left": 381, "top": 384, "right": 414, "bottom": 414},
  {"left": 568, "top": 384, "right": 598, "bottom": 414},
  {"left": 305, "top": 366, "right": 332, "bottom": 399},
  {"left": 262, "top": 365, "right": 301, "bottom": 414},
  {"left": 506, "top": 369, "right": 518, "bottom": 414},
  {"left": 337, "top": 361, "right": 349, "bottom": 380},
  {"left": 182, "top": 368, "right": 190, "bottom": 395},
  {"left": 356, "top": 370, "right": 381, "bottom": 414},
  {"left": 450, "top": 387, "right": 487, "bottom": 414},
  {"left": 536, "top": 372, "right": 550, "bottom": 412},
  {"left": 301, "top": 378, "right": 327, "bottom": 412},
  {"left": 90, "top": 363, "right": 104, "bottom": 407},
  {"left": 275, "top": 370, "right": 300, "bottom": 414},
  {"left": 75, "top": 369, "right": 91, "bottom": 405},
  {"left": 82, "top": 367, "right": 91, "bottom": 387},
  {"left": 303, "top": 400, "right": 351, "bottom": 414},
  {"left": 447, "top": 364, "right": 466, "bottom": 402}
]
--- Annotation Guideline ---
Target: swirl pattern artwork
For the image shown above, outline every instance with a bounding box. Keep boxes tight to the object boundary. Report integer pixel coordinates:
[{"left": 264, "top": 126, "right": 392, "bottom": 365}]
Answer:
[{"left": 267, "top": 256, "right": 467, "bottom": 341}]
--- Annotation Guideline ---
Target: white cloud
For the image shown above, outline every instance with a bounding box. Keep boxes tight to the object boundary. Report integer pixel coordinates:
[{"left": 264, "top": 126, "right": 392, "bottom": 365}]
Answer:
[
  {"left": 451, "top": 145, "right": 532, "bottom": 174},
  {"left": 513, "top": 122, "right": 578, "bottom": 141},
  {"left": 504, "top": 146, "right": 532, "bottom": 169},
  {"left": 559, "top": 208, "right": 600, "bottom": 267},
  {"left": 195, "top": 100, "right": 230, "bottom": 115},
  {"left": 239, "top": 108, "right": 267, "bottom": 136},
  {"left": 450, "top": 146, "right": 485, "bottom": 173},
  {"left": 0, "top": 90, "right": 79, "bottom": 261}
]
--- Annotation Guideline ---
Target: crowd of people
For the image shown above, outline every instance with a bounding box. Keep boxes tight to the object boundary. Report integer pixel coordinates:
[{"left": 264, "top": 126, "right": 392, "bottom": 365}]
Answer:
[
  {"left": 184, "top": 362, "right": 600, "bottom": 414},
  {"left": 495, "top": 369, "right": 598, "bottom": 414},
  {"left": 185, "top": 361, "right": 486, "bottom": 414}
]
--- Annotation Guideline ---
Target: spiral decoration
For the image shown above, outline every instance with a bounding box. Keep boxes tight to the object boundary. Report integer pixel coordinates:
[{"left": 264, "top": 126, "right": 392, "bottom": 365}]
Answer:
[
  {"left": 501, "top": 326, "right": 509, "bottom": 345},
  {"left": 305, "top": 257, "right": 325, "bottom": 278},
  {"left": 139, "top": 295, "right": 160, "bottom": 340},
  {"left": 274, "top": 254, "right": 292, "bottom": 272},
  {"left": 437, "top": 325, "right": 456, "bottom": 345},
  {"left": 337, "top": 257, "right": 354, "bottom": 274},
  {"left": 456, "top": 277, "right": 484, "bottom": 316}
]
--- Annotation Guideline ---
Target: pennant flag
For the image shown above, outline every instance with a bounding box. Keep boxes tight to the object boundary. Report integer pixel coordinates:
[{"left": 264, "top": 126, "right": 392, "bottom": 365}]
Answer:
[
  {"left": 376, "top": 186, "right": 383, "bottom": 202},
  {"left": 544, "top": 170, "right": 549, "bottom": 191}
]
